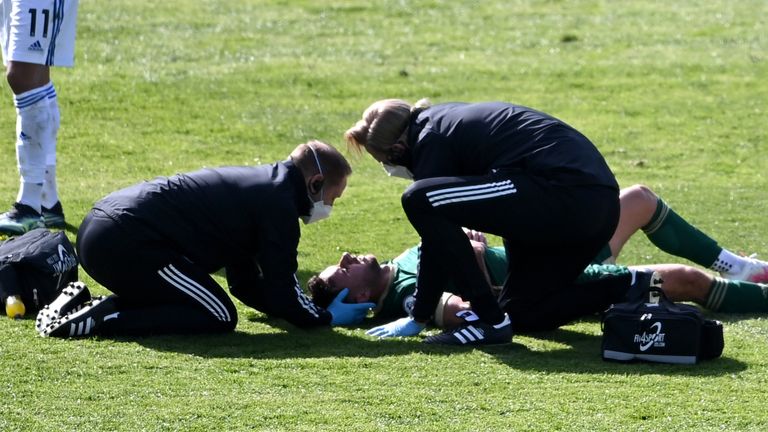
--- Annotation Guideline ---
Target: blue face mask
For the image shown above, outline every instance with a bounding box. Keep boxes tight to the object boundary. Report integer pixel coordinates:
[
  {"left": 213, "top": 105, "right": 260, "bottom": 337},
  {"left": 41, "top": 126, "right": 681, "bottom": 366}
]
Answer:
[
  {"left": 301, "top": 145, "right": 334, "bottom": 225},
  {"left": 382, "top": 162, "right": 414, "bottom": 180}
]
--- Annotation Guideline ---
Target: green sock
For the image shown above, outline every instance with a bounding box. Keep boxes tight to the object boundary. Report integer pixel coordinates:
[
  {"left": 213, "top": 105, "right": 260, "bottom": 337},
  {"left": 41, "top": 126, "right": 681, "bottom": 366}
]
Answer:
[
  {"left": 705, "top": 277, "right": 768, "bottom": 313},
  {"left": 642, "top": 198, "right": 722, "bottom": 268}
]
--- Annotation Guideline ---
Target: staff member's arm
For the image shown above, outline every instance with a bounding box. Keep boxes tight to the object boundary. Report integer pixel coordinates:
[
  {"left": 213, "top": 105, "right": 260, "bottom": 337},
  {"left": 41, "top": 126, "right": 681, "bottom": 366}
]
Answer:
[
  {"left": 228, "top": 215, "right": 372, "bottom": 327},
  {"left": 409, "top": 131, "right": 458, "bottom": 180}
]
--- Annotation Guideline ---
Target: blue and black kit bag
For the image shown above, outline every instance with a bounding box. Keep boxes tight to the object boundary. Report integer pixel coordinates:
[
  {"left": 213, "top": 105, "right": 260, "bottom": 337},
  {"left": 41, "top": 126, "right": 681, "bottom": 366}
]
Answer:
[
  {"left": 601, "top": 287, "right": 724, "bottom": 364},
  {"left": 0, "top": 228, "right": 78, "bottom": 313}
]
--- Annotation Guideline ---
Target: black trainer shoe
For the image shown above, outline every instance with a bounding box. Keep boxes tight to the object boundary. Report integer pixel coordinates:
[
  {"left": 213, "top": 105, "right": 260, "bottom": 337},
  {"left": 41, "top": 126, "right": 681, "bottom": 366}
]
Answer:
[
  {"left": 0, "top": 202, "right": 44, "bottom": 235},
  {"left": 424, "top": 312, "right": 513, "bottom": 345},
  {"left": 41, "top": 295, "right": 118, "bottom": 338},
  {"left": 35, "top": 282, "right": 92, "bottom": 333},
  {"left": 41, "top": 201, "right": 66, "bottom": 228}
]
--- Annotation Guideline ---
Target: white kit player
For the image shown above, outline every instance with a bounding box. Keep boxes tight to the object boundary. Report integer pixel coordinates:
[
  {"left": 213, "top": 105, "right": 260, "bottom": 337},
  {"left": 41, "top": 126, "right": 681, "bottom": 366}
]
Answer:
[{"left": 0, "top": 0, "right": 78, "bottom": 234}]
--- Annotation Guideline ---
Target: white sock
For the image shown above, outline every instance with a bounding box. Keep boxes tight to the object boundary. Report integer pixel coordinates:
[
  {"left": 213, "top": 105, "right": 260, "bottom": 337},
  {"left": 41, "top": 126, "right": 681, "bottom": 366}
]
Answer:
[
  {"left": 493, "top": 314, "right": 511, "bottom": 328},
  {"left": 711, "top": 249, "right": 744, "bottom": 275},
  {"left": 42, "top": 164, "right": 59, "bottom": 208},
  {"left": 17, "top": 182, "right": 43, "bottom": 213},
  {"left": 42, "top": 88, "right": 60, "bottom": 208},
  {"left": 14, "top": 83, "right": 54, "bottom": 214}
]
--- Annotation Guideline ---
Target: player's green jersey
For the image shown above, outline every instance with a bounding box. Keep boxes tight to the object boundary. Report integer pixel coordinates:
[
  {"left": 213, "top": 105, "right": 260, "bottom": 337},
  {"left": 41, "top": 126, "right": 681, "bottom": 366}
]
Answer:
[
  {"left": 375, "top": 245, "right": 628, "bottom": 319},
  {"left": 376, "top": 247, "right": 419, "bottom": 319},
  {"left": 375, "top": 246, "right": 516, "bottom": 319}
]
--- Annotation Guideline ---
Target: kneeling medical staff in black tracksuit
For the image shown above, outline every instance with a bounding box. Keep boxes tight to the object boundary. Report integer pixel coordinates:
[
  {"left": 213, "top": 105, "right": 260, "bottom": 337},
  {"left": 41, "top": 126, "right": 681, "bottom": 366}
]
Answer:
[
  {"left": 346, "top": 100, "right": 620, "bottom": 345},
  {"left": 38, "top": 141, "right": 374, "bottom": 338}
]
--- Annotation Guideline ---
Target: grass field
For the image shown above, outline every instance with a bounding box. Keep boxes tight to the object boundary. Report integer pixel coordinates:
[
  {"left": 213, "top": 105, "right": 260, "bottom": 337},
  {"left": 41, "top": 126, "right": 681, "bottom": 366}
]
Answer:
[{"left": 1, "top": 0, "right": 767, "bottom": 430}]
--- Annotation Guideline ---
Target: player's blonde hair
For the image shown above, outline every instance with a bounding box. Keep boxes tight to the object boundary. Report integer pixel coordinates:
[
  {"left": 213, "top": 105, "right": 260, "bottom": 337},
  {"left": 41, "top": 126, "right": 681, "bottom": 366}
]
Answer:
[{"left": 344, "top": 98, "right": 431, "bottom": 156}]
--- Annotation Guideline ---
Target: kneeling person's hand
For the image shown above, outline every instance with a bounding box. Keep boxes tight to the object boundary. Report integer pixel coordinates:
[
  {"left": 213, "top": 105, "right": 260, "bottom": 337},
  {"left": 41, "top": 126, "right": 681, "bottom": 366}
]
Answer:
[
  {"left": 365, "top": 317, "right": 426, "bottom": 338},
  {"left": 328, "top": 288, "right": 375, "bottom": 326}
]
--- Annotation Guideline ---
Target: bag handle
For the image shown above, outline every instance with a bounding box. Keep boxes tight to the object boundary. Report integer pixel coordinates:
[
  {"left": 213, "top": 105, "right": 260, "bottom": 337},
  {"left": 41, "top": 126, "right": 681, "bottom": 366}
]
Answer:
[
  {"left": 633, "top": 285, "right": 700, "bottom": 318},
  {"left": 624, "top": 284, "right": 676, "bottom": 312}
]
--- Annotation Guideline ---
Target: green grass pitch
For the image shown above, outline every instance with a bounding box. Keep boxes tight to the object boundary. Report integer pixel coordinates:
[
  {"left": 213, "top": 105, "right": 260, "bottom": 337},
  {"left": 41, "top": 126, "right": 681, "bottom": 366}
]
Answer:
[{"left": 0, "top": 0, "right": 766, "bottom": 430}]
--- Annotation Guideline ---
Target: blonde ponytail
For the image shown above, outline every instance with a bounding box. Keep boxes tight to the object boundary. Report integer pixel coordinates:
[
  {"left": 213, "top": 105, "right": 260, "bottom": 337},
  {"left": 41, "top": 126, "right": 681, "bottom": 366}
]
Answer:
[
  {"left": 343, "top": 119, "right": 370, "bottom": 154},
  {"left": 345, "top": 98, "right": 428, "bottom": 156}
]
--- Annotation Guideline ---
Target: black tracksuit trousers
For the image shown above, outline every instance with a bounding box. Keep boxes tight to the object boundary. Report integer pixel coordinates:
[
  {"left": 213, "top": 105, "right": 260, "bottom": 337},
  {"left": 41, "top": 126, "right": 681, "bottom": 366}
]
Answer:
[
  {"left": 76, "top": 210, "right": 238, "bottom": 336},
  {"left": 402, "top": 170, "right": 619, "bottom": 331}
]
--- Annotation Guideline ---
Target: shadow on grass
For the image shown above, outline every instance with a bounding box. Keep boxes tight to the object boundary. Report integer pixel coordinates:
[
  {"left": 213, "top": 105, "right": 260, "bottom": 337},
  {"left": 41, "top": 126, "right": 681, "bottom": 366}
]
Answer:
[
  {"left": 127, "top": 315, "right": 748, "bottom": 378},
  {"left": 131, "top": 325, "right": 425, "bottom": 360},
  {"left": 63, "top": 221, "right": 79, "bottom": 236},
  {"left": 468, "top": 327, "right": 748, "bottom": 377}
]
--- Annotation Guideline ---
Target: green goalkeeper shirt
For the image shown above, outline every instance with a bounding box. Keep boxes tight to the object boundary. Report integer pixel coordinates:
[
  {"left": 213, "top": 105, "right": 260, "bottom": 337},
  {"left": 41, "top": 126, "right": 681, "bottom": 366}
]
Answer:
[
  {"left": 375, "top": 246, "right": 509, "bottom": 319},
  {"left": 374, "top": 245, "right": 628, "bottom": 319}
]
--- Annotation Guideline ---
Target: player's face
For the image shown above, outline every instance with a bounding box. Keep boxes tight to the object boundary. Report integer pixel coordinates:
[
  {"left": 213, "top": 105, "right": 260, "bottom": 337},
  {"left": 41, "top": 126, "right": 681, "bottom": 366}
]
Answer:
[
  {"left": 322, "top": 175, "right": 348, "bottom": 206},
  {"left": 364, "top": 145, "right": 389, "bottom": 164},
  {"left": 318, "top": 252, "right": 383, "bottom": 303},
  {"left": 368, "top": 128, "right": 410, "bottom": 164}
]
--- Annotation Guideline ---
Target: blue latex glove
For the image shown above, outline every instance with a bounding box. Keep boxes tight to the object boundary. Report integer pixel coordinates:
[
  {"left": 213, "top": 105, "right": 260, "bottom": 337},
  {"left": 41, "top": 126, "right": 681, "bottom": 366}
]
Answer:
[
  {"left": 365, "top": 317, "right": 426, "bottom": 338},
  {"left": 328, "top": 288, "right": 375, "bottom": 326}
]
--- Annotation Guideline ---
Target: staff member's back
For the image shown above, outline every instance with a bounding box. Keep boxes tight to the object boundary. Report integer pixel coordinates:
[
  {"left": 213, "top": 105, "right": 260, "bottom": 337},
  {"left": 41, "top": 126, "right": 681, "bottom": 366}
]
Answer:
[
  {"left": 38, "top": 141, "right": 374, "bottom": 338},
  {"left": 347, "top": 100, "right": 620, "bottom": 345}
]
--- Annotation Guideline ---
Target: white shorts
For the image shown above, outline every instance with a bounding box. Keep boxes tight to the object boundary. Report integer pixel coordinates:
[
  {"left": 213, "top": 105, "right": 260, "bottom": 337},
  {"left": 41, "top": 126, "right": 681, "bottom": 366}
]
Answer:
[{"left": 0, "top": 0, "right": 78, "bottom": 67}]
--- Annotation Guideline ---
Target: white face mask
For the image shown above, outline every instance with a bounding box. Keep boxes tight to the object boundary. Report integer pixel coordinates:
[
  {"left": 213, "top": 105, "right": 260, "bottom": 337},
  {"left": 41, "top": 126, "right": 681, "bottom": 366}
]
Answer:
[
  {"left": 301, "top": 145, "right": 334, "bottom": 225},
  {"left": 302, "top": 200, "right": 333, "bottom": 224},
  {"left": 382, "top": 163, "right": 414, "bottom": 180}
]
